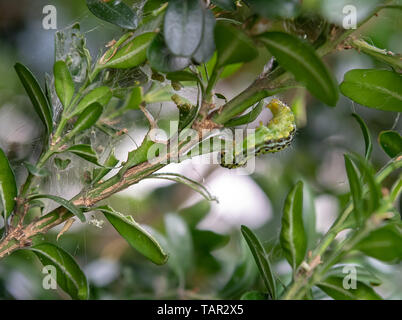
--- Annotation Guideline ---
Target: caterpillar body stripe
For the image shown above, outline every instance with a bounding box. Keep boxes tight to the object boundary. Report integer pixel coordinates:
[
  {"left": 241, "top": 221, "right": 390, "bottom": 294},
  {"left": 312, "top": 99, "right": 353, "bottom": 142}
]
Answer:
[{"left": 220, "top": 99, "right": 296, "bottom": 169}]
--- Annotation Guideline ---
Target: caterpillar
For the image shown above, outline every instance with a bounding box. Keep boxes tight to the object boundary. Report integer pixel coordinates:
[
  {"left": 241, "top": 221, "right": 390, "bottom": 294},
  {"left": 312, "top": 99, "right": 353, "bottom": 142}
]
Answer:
[{"left": 220, "top": 99, "right": 296, "bottom": 169}]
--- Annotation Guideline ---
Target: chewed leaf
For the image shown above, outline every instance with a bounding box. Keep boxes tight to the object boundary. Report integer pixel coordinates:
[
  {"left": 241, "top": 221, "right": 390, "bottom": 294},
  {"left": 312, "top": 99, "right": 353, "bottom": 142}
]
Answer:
[
  {"left": 66, "top": 144, "right": 101, "bottom": 166},
  {"left": 98, "top": 206, "right": 168, "bottom": 265},
  {"left": 29, "top": 243, "right": 89, "bottom": 300}
]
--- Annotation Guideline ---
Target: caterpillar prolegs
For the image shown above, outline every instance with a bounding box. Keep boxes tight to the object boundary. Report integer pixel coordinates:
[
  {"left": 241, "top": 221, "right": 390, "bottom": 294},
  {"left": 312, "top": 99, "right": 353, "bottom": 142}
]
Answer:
[{"left": 220, "top": 99, "right": 296, "bottom": 169}]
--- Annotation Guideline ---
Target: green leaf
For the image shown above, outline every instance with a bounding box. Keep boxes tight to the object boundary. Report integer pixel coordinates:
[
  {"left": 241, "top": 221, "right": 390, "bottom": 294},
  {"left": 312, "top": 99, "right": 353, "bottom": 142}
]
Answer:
[
  {"left": 178, "top": 200, "right": 211, "bottom": 228},
  {"left": 280, "top": 181, "right": 307, "bottom": 271},
  {"left": 351, "top": 113, "right": 372, "bottom": 160},
  {"left": 98, "top": 206, "right": 168, "bottom": 265},
  {"left": 101, "top": 33, "right": 155, "bottom": 69},
  {"left": 325, "top": 265, "right": 382, "bottom": 287},
  {"left": 224, "top": 101, "right": 264, "bottom": 127},
  {"left": 166, "top": 70, "right": 200, "bottom": 83},
  {"left": 340, "top": 69, "right": 402, "bottom": 112},
  {"left": 317, "top": 276, "right": 382, "bottom": 300},
  {"left": 260, "top": 32, "right": 338, "bottom": 106},
  {"left": 72, "top": 86, "right": 112, "bottom": 117},
  {"left": 349, "top": 154, "right": 381, "bottom": 216},
  {"left": 54, "top": 60, "right": 74, "bottom": 108},
  {"left": 215, "top": 23, "right": 259, "bottom": 68},
  {"left": 379, "top": 130, "right": 402, "bottom": 158},
  {"left": 147, "top": 34, "right": 191, "bottom": 72},
  {"left": 124, "top": 87, "right": 143, "bottom": 110},
  {"left": 219, "top": 240, "right": 258, "bottom": 299},
  {"left": 54, "top": 157, "right": 71, "bottom": 171},
  {"left": 14, "top": 62, "right": 53, "bottom": 134},
  {"left": 66, "top": 144, "right": 100, "bottom": 166},
  {"left": 193, "top": 8, "right": 216, "bottom": 64},
  {"left": 28, "top": 194, "right": 85, "bottom": 222},
  {"left": 355, "top": 223, "right": 402, "bottom": 263},
  {"left": 241, "top": 225, "right": 277, "bottom": 299},
  {"left": 344, "top": 155, "right": 364, "bottom": 226},
  {"left": 211, "top": 0, "right": 236, "bottom": 11},
  {"left": 86, "top": 0, "right": 138, "bottom": 30},
  {"left": 192, "top": 229, "right": 230, "bottom": 252},
  {"left": 0, "top": 148, "right": 17, "bottom": 219},
  {"left": 240, "top": 291, "right": 268, "bottom": 300},
  {"left": 164, "top": 213, "right": 193, "bottom": 279},
  {"left": 164, "top": 0, "right": 204, "bottom": 57},
  {"left": 23, "top": 162, "right": 50, "bottom": 177},
  {"left": 29, "top": 243, "right": 88, "bottom": 300},
  {"left": 69, "top": 102, "right": 103, "bottom": 137}
]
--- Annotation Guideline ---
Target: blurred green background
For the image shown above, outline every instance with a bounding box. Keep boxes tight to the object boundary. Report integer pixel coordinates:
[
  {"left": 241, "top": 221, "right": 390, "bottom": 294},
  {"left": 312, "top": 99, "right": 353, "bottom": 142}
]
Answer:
[{"left": 0, "top": 0, "right": 400, "bottom": 299}]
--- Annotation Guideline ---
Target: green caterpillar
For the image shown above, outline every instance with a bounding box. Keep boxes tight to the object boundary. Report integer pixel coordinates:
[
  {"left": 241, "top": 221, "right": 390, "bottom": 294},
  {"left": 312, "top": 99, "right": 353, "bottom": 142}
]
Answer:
[{"left": 220, "top": 99, "right": 296, "bottom": 169}]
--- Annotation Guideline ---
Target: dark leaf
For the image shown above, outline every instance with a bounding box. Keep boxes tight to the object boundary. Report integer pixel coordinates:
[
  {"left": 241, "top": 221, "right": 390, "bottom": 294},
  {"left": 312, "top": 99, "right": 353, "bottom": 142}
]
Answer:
[
  {"left": 164, "top": 0, "right": 204, "bottom": 56},
  {"left": 86, "top": 0, "right": 138, "bottom": 30},
  {"left": 147, "top": 34, "right": 191, "bottom": 72},
  {"left": 14, "top": 62, "right": 53, "bottom": 134},
  {"left": 193, "top": 8, "right": 216, "bottom": 64}
]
